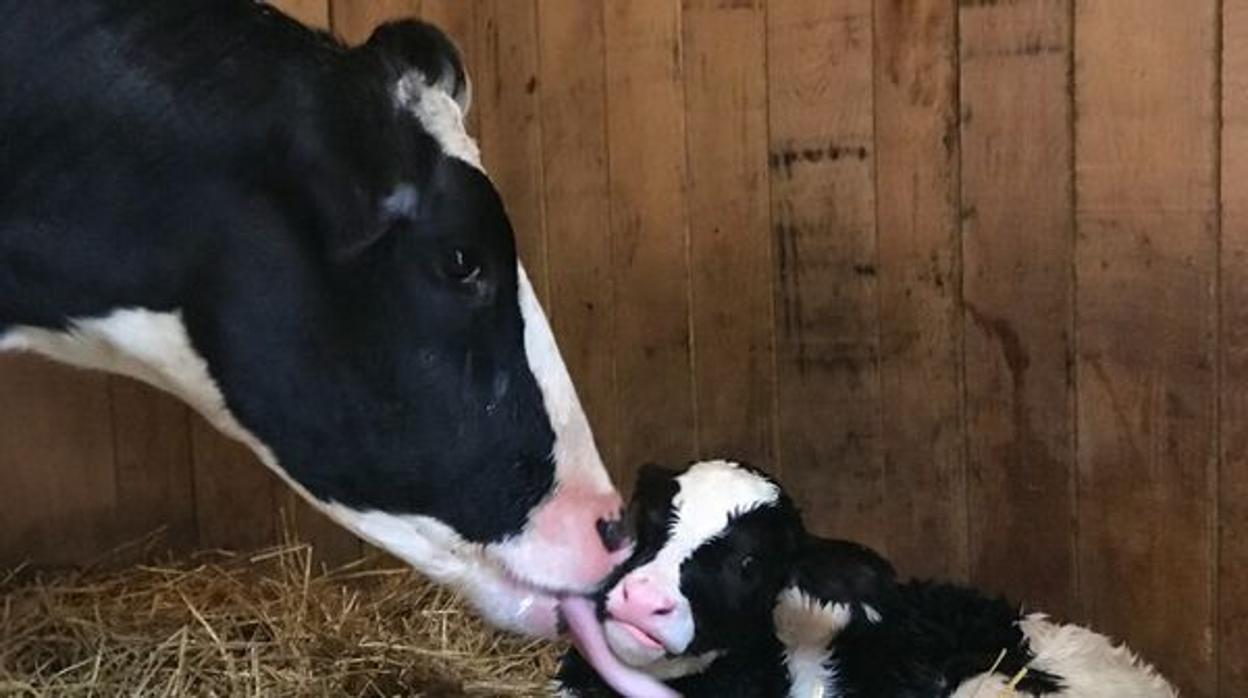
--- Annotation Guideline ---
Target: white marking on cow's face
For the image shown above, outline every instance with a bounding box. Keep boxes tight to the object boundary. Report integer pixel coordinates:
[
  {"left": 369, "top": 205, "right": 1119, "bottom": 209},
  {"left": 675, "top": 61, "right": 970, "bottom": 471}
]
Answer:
[
  {"left": 486, "top": 266, "right": 623, "bottom": 592},
  {"left": 395, "top": 65, "right": 615, "bottom": 499},
  {"left": 322, "top": 505, "right": 561, "bottom": 637},
  {"left": 947, "top": 614, "right": 1178, "bottom": 698},
  {"left": 605, "top": 461, "right": 780, "bottom": 662},
  {"left": 395, "top": 70, "right": 481, "bottom": 169},
  {"left": 773, "top": 587, "right": 849, "bottom": 698},
  {"left": 514, "top": 265, "right": 611, "bottom": 492}
]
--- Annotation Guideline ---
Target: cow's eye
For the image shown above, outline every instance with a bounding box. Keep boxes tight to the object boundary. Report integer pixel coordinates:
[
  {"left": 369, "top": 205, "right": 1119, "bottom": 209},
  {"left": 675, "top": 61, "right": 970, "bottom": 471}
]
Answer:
[{"left": 440, "top": 247, "right": 482, "bottom": 284}]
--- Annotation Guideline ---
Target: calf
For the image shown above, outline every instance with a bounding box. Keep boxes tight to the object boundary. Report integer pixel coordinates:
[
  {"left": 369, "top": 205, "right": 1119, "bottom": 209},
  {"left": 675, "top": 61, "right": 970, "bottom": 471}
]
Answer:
[
  {"left": 0, "top": 0, "right": 630, "bottom": 638},
  {"left": 556, "top": 460, "right": 1177, "bottom": 697}
]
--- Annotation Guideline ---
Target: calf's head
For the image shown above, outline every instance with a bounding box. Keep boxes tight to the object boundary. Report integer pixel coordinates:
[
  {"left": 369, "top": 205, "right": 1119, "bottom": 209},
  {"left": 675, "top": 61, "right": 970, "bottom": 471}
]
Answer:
[{"left": 589, "top": 460, "right": 894, "bottom": 679}]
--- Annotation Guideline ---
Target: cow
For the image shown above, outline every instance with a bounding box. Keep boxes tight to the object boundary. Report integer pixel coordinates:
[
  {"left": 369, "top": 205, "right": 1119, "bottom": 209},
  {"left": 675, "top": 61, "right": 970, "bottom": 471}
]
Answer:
[
  {"left": 0, "top": 0, "right": 633, "bottom": 641},
  {"left": 556, "top": 460, "right": 1177, "bottom": 698}
]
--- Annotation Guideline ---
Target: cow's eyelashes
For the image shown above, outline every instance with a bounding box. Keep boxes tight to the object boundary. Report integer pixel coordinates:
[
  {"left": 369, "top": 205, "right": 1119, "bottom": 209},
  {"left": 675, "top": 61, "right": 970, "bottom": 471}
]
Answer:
[{"left": 438, "top": 247, "right": 483, "bottom": 285}]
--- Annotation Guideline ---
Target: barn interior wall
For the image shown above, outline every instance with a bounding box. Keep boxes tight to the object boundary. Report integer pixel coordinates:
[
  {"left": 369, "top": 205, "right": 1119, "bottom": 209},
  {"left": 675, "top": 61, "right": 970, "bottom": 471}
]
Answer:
[{"left": 1, "top": 1, "right": 1243, "bottom": 694}]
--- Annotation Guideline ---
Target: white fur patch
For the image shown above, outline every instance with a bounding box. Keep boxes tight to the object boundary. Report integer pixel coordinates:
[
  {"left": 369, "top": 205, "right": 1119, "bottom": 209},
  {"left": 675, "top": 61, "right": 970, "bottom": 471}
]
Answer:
[
  {"left": 948, "top": 614, "right": 1179, "bottom": 698},
  {"left": 774, "top": 588, "right": 849, "bottom": 698},
  {"left": 516, "top": 266, "right": 611, "bottom": 493},
  {"left": 395, "top": 70, "right": 481, "bottom": 169},
  {"left": 0, "top": 310, "right": 248, "bottom": 440},
  {"left": 644, "top": 651, "right": 724, "bottom": 681},
  {"left": 665, "top": 461, "right": 781, "bottom": 570}
]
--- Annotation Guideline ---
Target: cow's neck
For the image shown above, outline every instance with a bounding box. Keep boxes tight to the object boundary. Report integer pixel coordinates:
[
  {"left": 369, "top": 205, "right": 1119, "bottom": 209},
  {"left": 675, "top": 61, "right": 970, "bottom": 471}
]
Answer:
[{"left": 0, "top": 308, "right": 242, "bottom": 439}]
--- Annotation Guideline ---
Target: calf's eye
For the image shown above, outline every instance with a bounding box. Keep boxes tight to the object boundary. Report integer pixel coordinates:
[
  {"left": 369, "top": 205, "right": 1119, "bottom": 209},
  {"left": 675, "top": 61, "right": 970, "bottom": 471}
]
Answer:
[{"left": 739, "top": 555, "right": 756, "bottom": 574}]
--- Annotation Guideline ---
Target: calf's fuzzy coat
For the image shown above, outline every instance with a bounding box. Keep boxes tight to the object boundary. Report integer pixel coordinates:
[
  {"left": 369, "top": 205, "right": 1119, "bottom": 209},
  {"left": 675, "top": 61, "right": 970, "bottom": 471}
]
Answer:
[{"left": 556, "top": 460, "right": 1177, "bottom": 698}]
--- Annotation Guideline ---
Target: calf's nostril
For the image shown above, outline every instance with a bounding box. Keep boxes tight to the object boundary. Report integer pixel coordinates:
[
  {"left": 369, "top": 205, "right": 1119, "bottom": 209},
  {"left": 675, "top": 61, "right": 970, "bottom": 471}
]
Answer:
[{"left": 595, "top": 515, "right": 631, "bottom": 553}]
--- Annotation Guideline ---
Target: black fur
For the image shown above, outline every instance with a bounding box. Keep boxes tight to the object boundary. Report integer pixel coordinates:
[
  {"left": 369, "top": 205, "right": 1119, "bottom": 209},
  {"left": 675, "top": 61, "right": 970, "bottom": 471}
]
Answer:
[{"left": 0, "top": 1, "right": 554, "bottom": 542}]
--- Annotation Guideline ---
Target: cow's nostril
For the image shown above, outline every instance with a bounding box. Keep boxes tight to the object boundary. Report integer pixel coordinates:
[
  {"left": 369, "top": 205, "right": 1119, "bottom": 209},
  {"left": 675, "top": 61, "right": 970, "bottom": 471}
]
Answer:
[{"left": 596, "top": 516, "right": 631, "bottom": 553}]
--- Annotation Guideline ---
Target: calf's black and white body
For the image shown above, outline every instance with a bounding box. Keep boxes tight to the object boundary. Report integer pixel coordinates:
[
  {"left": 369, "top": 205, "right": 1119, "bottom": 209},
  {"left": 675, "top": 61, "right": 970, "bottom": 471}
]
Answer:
[
  {"left": 556, "top": 460, "right": 1177, "bottom": 697},
  {"left": 0, "top": 0, "right": 630, "bottom": 638}
]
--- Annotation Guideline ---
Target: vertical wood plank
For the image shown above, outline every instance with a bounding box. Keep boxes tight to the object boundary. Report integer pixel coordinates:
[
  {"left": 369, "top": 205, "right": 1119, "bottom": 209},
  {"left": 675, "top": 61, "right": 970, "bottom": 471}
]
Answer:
[
  {"left": 873, "top": 0, "right": 965, "bottom": 582},
  {"left": 766, "top": 0, "right": 884, "bottom": 545},
  {"left": 270, "top": 0, "right": 329, "bottom": 30},
  {"left": 331, "top": 0, "right": 422, "bottom": 45},
  {"left": 959, "top": 0, "right": 1077, "bottom": 614},
  {"left": 475, "top": 0, "right": 549, "bottom": 302},
  {"left": 0, "top": 356, "right": 117, "bottom": 565},
  {"left": 191, "top": 417, "right": 278, "bottom": 552},
  {"left": 682, "top": 0, "right": 774, "bottom": 467},
  {"left": 110, "top": 379, "right": 197, "bottom": 551},
  {"left": 603, "top": 0, "right": 695, "bottom": 488},
  {"left": 1075, "top": 1, "right": 1219, "bottom": 693},
  {"left": 1221, "top": 1, "right": 1248, "bottom": 693},
  {"left": 537, "top": 0, "right": 619, "bottom": 480}
]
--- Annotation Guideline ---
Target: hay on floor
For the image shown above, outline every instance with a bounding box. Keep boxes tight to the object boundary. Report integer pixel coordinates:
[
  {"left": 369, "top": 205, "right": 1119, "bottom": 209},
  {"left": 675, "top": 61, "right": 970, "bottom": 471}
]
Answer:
[{"left": 0, "top": 535, "right": 563, "bottom": 697}]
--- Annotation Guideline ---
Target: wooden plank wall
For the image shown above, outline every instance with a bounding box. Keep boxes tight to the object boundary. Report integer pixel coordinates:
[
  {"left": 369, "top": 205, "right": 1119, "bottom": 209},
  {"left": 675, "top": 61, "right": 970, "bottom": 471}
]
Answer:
[{"left": 0, "top": 1, "right": 1244, "bottom": 694}]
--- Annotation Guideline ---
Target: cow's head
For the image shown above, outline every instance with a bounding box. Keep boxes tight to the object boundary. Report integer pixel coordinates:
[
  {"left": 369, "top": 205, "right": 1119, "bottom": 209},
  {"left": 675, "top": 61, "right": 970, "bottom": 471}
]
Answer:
[{"left": 175, "top": 19, "right": 629, "bottom": 636}]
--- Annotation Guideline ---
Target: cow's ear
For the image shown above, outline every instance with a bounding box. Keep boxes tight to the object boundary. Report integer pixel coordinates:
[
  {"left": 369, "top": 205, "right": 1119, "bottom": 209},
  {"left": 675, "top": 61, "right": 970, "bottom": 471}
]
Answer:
[
  {"left": 361, "top": 19, "right": 471, "bottom": 115},
  {"left": 773, "top": 537, "right": 895, "bottom": 649}
]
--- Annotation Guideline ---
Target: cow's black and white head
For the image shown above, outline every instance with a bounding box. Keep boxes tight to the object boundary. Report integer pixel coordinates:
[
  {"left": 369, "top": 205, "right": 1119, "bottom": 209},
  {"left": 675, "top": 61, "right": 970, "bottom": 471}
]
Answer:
[{"left": 0, "top": 13, "right": 627, "bottom": 638}]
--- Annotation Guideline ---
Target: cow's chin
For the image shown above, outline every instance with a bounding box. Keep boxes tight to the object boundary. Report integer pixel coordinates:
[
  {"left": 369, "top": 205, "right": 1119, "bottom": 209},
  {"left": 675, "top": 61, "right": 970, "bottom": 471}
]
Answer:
[{"left": 323, "top": 504, "right": 568, "bottom": 638}]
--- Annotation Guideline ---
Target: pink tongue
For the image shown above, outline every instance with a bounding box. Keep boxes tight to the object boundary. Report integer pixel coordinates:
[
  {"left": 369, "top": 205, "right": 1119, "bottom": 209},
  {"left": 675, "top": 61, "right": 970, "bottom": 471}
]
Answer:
[{"left": 560, "top": 597, "right": 681, "bottom": 698}]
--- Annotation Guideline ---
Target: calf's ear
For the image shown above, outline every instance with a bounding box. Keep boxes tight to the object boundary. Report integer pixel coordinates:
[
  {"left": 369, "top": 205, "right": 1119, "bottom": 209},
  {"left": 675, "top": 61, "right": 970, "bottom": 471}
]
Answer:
[
  {"left": 772, "top": 537, "right": 896, "bottom": 649},
  {"left": 635, "top": 462, "right": 680, "bottom": 489}
]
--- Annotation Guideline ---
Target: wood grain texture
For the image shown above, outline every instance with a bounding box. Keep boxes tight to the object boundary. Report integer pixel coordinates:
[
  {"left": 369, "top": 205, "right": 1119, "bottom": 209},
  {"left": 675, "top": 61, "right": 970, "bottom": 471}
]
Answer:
[
  {"left": 475, "top": 0, "right": 549, "bottom": 302},
  {"left": 110, "top": 379, "right": 196, "bottom": 551},
  {"left": 682, "top": 0, "right": 775, "bottom": 467},
  {"left": 873, "top": 0, "right": 965, "bottom": 582},
  {"left": 190, "top": 416, "right": 277, "bottom": 552},
  {"left": 603, "top": 0, "right": 696, "bottom": 488},
  {"left": 0, "top": 356, "right": 117, "bottom": 565},
  {"left": 270, "top": 0, "right": 329, "bottom": 29},
  {"left": 536, "top": 0, "right": 619, "bottom": 479},
  {"left": 1075, "top": 1, "right": 1219, "bottom": 694},
  {"left": 766, "top": 0, "right": 884, "bottom": 546},
  {"left": 959, "top": 0, "right": 1077, "bottom": 614},
  {"left": 1221, "top": 1, "right": 1248, "bottom": 693},
  {"left": 330, "top": 0, "right": 422, "bottom": 45}
]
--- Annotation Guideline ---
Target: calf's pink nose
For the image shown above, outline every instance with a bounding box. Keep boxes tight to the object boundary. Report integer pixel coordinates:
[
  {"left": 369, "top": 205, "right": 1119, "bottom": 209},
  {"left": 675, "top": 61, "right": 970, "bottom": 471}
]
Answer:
[{"left": 621, "top": 575, "right": 676, "bottom": 616}]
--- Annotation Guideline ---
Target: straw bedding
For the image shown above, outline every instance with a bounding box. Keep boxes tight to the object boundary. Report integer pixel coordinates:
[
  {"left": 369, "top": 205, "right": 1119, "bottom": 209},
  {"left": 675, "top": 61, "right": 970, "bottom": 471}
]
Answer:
[{"left": 0, "top": 535, "right": 563, "bottom": 697}]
